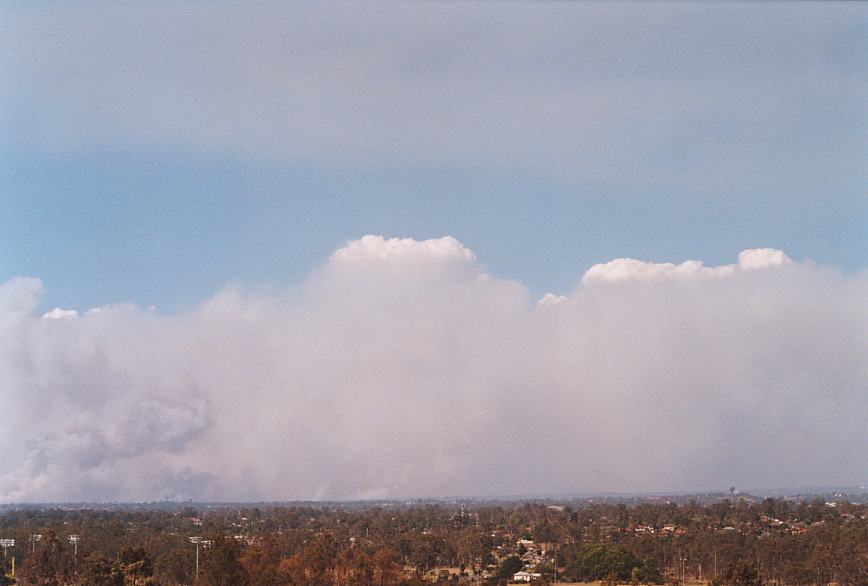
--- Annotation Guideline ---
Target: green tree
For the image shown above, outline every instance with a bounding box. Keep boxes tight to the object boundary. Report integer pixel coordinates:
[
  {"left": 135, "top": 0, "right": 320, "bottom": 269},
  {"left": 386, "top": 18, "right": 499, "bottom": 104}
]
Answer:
[
  {"left": 117, "top": 547, "right": 153, "bottom": 583},
  {"left": 712, "top": 560, "right": 764, "bottom": 586},
  {"left": 339, "top": 548, "right": 374, "bottom": 586},
  {"left": 197, "top": 536, "right": 247, "bottom": 586},
  {"left": 497, "top": 556, "right": 522, "bottom": 579},
  {"left": 564, "top": 544, "right": 661, "bottom": 584},
  {"left": 18, "top": 531, "right": 71, "bottom": 586},
  {"left": 78, "top": 553, "right": 123, "bottom": 586},
  {"left": 372, "top": 548, "right": 402, "bottom": 586},
  {"left": 239, "top": 539, "right": 285, "bottom": 586}
]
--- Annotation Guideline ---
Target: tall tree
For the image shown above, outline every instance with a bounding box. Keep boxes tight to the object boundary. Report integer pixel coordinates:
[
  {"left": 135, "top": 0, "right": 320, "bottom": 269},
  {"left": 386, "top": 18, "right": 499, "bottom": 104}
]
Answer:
[
  {"left": 197, "top": 536, "right": 248, "bottom": 586},
  {"left": 78, "top": 553, "right": 124, "bottom": 586}
]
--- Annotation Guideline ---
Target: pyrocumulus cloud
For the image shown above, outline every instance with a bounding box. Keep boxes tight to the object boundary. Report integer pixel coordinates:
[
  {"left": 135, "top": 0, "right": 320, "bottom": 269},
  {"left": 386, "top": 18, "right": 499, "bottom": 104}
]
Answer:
[{"left": 1, "top": 236, "right": 865, "bottom": 501}]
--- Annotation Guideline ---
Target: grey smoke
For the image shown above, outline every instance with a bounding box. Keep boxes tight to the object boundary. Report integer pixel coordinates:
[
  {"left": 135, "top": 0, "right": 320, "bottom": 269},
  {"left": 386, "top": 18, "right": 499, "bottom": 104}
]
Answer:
[{"left": 1, "top": 236, "right": 866, "bottom": 501}]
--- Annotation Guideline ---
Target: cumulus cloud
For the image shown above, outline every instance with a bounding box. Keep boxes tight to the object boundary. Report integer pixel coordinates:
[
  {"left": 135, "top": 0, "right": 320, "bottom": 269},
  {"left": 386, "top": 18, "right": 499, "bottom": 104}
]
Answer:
[
  {"left": 582, "top": 248, "right": 793, "bottom": 284},
  {"left": 42, "top": 307, "right": 78, "bottom": 320},
  {"left": 0, "top": 237, "right": 865, "bottom": 501},
  {"left": 538, "top": 293, "right": 567, "bottom": 306},
  {"left": 330, "top": 235, "right": 475, "bottom": 264},
  {"left": 737, "top": 248, "right": 793, "bottom": 270}
]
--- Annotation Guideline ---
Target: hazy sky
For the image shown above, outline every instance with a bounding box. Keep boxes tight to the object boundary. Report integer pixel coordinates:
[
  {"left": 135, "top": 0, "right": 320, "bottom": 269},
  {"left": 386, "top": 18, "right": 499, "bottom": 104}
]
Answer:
[{"left": 1, "top": 3, "right": 866, "bottom": 501}]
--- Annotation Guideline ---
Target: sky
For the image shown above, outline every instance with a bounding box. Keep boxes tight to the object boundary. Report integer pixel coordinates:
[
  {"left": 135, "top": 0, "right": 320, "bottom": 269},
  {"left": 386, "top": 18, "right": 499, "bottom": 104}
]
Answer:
[{"left": 0, "top": 3, "right": 866, "bottom": 501}]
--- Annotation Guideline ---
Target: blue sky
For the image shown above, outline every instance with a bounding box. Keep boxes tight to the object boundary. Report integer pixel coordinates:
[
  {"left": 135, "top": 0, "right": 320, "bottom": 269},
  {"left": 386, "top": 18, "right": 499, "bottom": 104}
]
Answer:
[{"left": 2, "top": 2, "right": 866, "bottom": 312}]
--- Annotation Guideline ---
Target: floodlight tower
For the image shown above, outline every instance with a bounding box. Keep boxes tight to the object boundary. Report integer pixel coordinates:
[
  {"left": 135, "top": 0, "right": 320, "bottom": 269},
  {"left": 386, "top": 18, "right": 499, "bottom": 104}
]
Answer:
[
  {"left": 0, "top": 538, "right": 14, "bottom": 560},
  {"left": 68, "top": 535, "right": 80, "bottom": 557},
  {"left": 189, "top": 536, "right": 202, "bottom": 580},
  {"left": 28, "top": 534, "right": 41, "bottom": 554},
  {"left": 68, "top": 534, "right": 80, "bottom": 569}
]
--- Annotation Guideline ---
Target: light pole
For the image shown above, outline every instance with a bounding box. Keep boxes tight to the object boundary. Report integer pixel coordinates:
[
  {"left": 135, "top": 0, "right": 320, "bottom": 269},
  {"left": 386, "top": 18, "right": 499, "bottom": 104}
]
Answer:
[
  {"left": 679, "top": 551, "right": 686, "bottom": 586},
  {"left": 1, "top": 537, "right": 13, "bottom": 576},
  {"left": 189, "top": 536, "right": 201, "bottom": 581},
  {"left": 28, "top": 534, "right": 41, "bottom": 554},
  {"left": 68, "top": 535, "right": 80, "bottom": 572},
  {"left": 0, "top": 539, "right": 13, "bottom": 560},
  {"left": 68, "top": 535, "right": 80, "bottom": 557}
]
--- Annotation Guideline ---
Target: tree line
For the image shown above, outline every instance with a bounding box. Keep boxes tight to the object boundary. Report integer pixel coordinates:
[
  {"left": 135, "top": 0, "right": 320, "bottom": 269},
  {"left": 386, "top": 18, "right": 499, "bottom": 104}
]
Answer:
[{"left": 0, "top": 496, "right": 863, "bottom": 585}]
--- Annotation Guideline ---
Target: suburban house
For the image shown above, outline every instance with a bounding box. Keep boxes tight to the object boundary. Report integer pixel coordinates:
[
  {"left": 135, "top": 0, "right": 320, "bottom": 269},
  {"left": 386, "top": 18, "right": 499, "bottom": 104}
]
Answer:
[{"left": 513, "top": 570, "right": 542, "bottom": 583}]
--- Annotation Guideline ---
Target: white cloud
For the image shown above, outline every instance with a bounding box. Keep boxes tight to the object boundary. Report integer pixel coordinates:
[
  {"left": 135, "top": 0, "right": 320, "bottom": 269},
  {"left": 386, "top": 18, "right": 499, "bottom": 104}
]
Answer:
[
  {"left": 538, "top": 293, "right": 567, "bottom": 305},
  {"left": 42, "top": 307, "right": 78, "bottom": 319},
  {"left": 737, "top": 247, "right": 793, "bottom": 270},
  {"left": 330, "top": 235, "right": 475, "bottom": 264},
  {"left": 0, "top": 239, "right": 865, "bottom": 501},
  {"left": 582, "top": 248, "right": 792, "bottom": 284}
]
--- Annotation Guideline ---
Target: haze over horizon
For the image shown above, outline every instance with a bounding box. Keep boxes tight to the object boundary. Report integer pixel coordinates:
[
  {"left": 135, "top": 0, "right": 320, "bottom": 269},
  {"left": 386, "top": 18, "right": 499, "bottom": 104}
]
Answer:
[{"left": 1, "top": 3, "right": 866, "bottom": 502}]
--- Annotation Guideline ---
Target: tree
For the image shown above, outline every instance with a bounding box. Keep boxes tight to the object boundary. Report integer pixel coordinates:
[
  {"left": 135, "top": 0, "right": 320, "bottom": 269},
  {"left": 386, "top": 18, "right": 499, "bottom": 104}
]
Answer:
[
  {"left": 152, "top": 540, "right": 193, "bottom": 586},
  {"left": 17, "top": 531, "right": 71, "bottom": 586},
  {"left": 338, "top": 548, "right": 373, "bottom": 586},
  {"left": 372, "top": 548, "right": 402, "bottom": 586},
  {"left": 712, "top": 560, "right": 764, "bottom": 586},
  {"left": 78, "top": 554, "right": 124, "bottom": 586},
  {"left": 282, "top": 533, "right": 339, "bottom": 586},
  {"left": 302, "top": 533, "right": 338, "bottom": 585},
  {"left": 239, "top": 539, "right": 285, "bottom": 586},
  {"left": 564, "top": 544, "right": 661, "bottom": 584},
  {"left": 117, "top": 547, "right": 153, "bottom": 584},
  {"left": 497, "top": 556, "right": 522, "bottom": 580},
  {"left": 197, "top": 536, "right": 248, "bottom": 586}
]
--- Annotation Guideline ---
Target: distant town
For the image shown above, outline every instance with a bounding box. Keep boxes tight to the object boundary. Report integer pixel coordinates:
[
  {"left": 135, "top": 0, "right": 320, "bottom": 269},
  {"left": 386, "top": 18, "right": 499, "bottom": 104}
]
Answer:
[{"left": 1, "top": 490, "right": 865, "bottom": 585}]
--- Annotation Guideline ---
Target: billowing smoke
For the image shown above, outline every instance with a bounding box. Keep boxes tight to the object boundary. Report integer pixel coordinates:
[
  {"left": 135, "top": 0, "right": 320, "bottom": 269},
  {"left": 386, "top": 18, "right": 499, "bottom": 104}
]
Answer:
[{"left": 1, "top": 236, "right": 866, "bottom": 501}]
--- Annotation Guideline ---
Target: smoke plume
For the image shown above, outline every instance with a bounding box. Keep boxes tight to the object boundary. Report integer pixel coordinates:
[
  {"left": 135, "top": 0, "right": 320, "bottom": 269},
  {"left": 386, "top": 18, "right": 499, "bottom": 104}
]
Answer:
[{"left": 1, "top": 236, "right": 865, "bottom": 501}]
